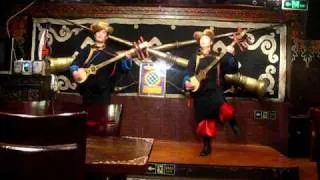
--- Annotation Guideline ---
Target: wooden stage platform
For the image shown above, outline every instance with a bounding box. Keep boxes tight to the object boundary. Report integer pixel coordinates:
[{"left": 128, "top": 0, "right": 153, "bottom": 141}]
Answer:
[{"left": 86, "top": 137, "right": 299, "bottom": 180}]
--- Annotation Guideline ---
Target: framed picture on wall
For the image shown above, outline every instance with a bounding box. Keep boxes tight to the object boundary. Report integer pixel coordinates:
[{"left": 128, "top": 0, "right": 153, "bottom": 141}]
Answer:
[{"left": 139, "top": 62, "right": 166, "bottom": 98}]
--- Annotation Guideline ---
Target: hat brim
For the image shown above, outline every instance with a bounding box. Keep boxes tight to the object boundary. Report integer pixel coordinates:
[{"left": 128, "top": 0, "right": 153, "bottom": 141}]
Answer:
[
  {"left": 193, "top": 29, "right": 214, "bottom": 43},
  {"left": 193, "top": 31, "right": 203, "bottom": 43},
  {"left": 91, "top": 24, "right": 114, "bottom": 34}
]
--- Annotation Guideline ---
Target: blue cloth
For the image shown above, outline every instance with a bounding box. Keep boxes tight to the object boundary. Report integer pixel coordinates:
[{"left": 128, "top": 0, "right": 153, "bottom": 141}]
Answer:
[
  {"left": 69, "top": 65, "right": 79, "bottom": 73},
  {"left": 120, "top": 58, "right": 132, "bottom": 71},
  {"left": 222, "top": 54, "right": 238, "bottom": 74},
  {"left": 182, "top": 71, "right": 190, "bottom": 88}
]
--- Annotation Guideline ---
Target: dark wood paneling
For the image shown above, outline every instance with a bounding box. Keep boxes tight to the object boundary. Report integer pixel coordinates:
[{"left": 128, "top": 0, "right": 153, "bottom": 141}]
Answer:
[
  {"left": 290, "top": 54, "right": 320, "bottom": 114},
  {"left": 0, "top": 75, "right": 55, "bottom": 101},
  {"left": 54, "top": 93, "right": 289, "bottom": 154},
  {"left": 112, "top": 96, "right": 289, "bottom": 154}
]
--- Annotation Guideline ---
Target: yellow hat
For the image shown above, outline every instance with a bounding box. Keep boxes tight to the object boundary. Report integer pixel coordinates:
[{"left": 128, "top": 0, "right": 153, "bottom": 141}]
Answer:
[
  {"left": 90, "top": 21, "right": 114, "bottom": 34},
  {"left": 193, "top": 28, "right": 215, "bottom": 43}
]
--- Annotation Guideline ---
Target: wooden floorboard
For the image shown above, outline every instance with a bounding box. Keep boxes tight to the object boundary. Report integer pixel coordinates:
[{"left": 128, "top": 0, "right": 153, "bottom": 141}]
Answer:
[
  {"left": 149, "top": 140, "right": 296, "bottom": 168},
  {"left": 86, "top": 138, "right": 317, "bottom": 180},
  {"left": 290, "top": 158, "right": 318, "bottom": 180},
  {"left": 138, "top": 140, "right": 299, "bottom": 179}
]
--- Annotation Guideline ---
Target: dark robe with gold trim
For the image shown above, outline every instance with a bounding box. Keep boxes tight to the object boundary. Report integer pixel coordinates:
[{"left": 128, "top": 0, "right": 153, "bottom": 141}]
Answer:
[{"left": 185, "top": 51, "right": 238, "bottom": 123}]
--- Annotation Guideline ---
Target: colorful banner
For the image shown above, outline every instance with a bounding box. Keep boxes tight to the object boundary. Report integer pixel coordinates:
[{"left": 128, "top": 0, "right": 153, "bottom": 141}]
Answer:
[{"left": 139, "top": 62, "right": 166, "bottom": 97}]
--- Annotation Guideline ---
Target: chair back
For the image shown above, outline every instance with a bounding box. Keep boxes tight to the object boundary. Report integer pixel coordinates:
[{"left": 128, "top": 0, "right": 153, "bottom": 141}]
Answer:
[{"left": 0, "top": 111, "right": 87, "bottom": 180}]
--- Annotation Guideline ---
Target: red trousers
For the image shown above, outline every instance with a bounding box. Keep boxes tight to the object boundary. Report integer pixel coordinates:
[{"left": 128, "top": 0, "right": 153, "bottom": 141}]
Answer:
[{"left": 196, "top": 102, "right": 235, "bottom": 137}]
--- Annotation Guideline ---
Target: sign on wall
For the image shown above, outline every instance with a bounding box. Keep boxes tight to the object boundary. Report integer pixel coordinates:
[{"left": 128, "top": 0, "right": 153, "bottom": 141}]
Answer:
[
  {"left": 138, "top": 62, "right": 166, "bottom": 97},
  {"left": 282, "top": 0, "right": 308, "bottom": 11}
]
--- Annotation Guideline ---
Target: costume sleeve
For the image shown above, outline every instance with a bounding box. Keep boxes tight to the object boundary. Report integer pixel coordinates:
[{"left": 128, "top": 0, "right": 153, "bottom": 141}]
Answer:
[
  {"left": 222, "top": 53, "right": 239, "bottom": 74},
  {"left": 120, "top": 57, "right": 133, "bottom": 72},
  {"left": 182, "top": 53, "right": 196, "bottom": 88},
  {"left": 69, "top": 46, "right": 89, "bottom": 73},
  {"left": 182, "top": 70, "right": 190, "bottom": 87},
  {"left": 187, "top": 53, "right": 197, "bottom": 76}
]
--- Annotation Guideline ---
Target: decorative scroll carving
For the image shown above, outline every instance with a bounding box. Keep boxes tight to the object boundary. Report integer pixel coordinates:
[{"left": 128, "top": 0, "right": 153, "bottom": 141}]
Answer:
[
  {"left": 56, "top": 75, "right": 77, "bottom": 91},
  {"left": 247, "top": 33, "right": 278, "bottom": 64}
]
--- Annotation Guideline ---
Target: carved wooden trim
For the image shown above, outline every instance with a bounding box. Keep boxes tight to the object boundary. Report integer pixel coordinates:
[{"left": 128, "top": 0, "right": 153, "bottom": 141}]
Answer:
[{"left": 23, "top": 3, "right": 300, "bottom": 23}]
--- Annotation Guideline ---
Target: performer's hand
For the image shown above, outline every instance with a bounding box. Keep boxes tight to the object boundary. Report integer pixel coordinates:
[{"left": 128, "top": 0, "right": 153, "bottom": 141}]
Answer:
[
  {"left": 185, "top": 80, "right": 195, "bottom": 90},
  {"left": 72, "top": 71, "right": 82, "bottom": 81},
  {"left": 125, "top": 52, "right": 132, "bottom": 59},
  {"left": 226, "top": 45, "right": 235, "bottom": 55},
  {"left": 134, "top": 36, "right": 149, "bottom": 60},
  {"left": 72, "top": 51, "right": 79, "bottom": 58}
]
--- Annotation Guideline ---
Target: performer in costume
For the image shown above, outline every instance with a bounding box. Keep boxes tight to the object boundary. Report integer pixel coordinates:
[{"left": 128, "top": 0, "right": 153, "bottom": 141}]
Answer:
[
  {"left": 184, "top": 28, "right": 240, "bottom": 156},
  {"left": 70, "top": 21, "right": 132, "bottom": 135}
]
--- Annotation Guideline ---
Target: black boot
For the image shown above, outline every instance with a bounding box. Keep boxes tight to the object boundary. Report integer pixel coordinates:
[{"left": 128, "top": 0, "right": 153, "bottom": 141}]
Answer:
[
  {"left": 200, "top": 136, "right": 212, "bottom": 156},
  {"left": 229, "top": 119, "right": 241, "bottom": 136}
]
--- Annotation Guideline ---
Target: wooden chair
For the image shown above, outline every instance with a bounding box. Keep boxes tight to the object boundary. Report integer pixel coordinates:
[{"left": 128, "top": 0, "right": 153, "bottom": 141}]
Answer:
[{"left": 0, "top": 111, "right": 87, "bottom": 180}]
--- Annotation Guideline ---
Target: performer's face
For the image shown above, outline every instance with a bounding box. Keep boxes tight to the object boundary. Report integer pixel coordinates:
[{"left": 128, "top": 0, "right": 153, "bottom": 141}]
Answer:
[
  {"left": 95, "top": 29, "right": 109, "bottom": 44},
  {"left": 199, "top": 35, "right": 213, "bottom": 49}
]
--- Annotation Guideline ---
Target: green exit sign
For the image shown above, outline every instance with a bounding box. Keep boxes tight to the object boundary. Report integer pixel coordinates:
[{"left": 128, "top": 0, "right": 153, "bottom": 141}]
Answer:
[{"left": 282, "top": 0, "right": 308, "bottom": 11}]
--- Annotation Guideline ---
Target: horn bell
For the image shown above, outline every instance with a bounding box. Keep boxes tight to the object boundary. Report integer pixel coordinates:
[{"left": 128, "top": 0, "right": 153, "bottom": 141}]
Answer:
[
  {"left": 224, "top": 73, "right": 269, "bottom": 98},
  {"left": 47, "top": 56, "right": 75, "bottom": 73}
]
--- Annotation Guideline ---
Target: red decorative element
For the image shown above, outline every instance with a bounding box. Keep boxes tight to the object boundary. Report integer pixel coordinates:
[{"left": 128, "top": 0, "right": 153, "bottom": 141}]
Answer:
[
  {"left": 109, "top": 63, "right": 117, "bottom": 77},
  {"left": 140, "top": 36, "right": 149, "bottom": 57},
  {"left": 219, "top": 102, "right": 235, "bottom": 122},
  {"left": 42, "top": 46, "right": 50, "bottom": 58},
  {"left": 187, "top": 96, "right": 193, "bottom": 108},
  {"left": 87, "top": 120, "right": 98, "bottom": 127},
  {"left": 196, "top": 120, "right": 217, "bottom": 137},
  {"left": 137, "top": 38, "right": 146, "bottom": 59},
  {"left": 42, "top": 30, "right": 51, "bottom": 58},
  {"left": 84, "top": 104, "right": 107, "bottom": 127},
  {"left": 233, "top": 27, "right": 248, "bottom": 52},
  {"left": 39, "top": 29, "right": 51, "bottom": 59},
  {"left": 134, "top": 42, "right": 142, "bottom": 60},
  {"left": 8, "top": 16, "right": 27, "bottom": 41}
]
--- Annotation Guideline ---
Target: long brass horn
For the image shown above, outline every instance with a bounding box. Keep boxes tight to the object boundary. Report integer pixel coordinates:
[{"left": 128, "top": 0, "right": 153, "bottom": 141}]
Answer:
[
  {"left": 224, "top": 73, "right": 269, "bottom": 98},
  {"left": 147, "top": 48, "right": 189, "bottom": 68},
  {"left": 47, "top": 56, "right": 75, "bottom": 73}
]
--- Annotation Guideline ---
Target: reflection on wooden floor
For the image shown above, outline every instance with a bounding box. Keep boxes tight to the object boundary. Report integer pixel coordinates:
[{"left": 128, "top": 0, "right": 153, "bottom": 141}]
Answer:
[
  {"left": 135, "top": 140, "right": 299, "bottom": 180},
  {"left": 149, "top": 140, "right": 294, "bottom": 167},
  {"left": 86, "top": 136, "right": 154, "bottom": 175},
  {"left": 86, "top": 138, "right": 318, "bottom": 179},
  {"left": 291, "top": 158, "right": 318, "bottom": 180},
  {"left": 86, "top": 138, "right": 318, "bottom": 180}
]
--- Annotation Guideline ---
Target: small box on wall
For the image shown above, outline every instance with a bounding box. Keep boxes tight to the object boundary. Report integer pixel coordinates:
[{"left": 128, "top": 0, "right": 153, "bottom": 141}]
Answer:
[
  {"left": 13, "top": 60, "right": 46, "bottom": 75},
  {"left": 22, "top": 60, "right": 32, "bottom": 75},
  {"left": 254, "top": 110, "right": 277, "bottom": 120}
]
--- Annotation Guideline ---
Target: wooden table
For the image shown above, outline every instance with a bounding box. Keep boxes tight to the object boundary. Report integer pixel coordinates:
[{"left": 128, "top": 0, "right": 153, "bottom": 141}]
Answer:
[{"left": 86, "top": 136, "right": 153, "bottom": 177}]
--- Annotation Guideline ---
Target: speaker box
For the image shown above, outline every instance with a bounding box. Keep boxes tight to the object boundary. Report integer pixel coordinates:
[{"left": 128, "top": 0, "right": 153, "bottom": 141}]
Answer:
[{"left": 305, "top": 0, "right": 320, "bottom": 40}]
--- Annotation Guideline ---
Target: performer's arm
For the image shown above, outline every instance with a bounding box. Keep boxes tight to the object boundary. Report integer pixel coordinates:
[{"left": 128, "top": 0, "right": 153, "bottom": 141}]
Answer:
[
  {"left": 69, "top": 46, "right": 89, "bottom": 72},
  {"left": 120, "top": 56, "right": 133, "bottom": 72},
  {"left": 69, "top": 46, "right": 89, "bottom": 81},
  {"left": 119, "top": 39, "right": 150, "bottom": 72},
  {"left": 222, "top": 45, "right": 239, "bottom": 74},
  {"left": 184, "top": 53, "right": 196, "bottom": 90}
]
